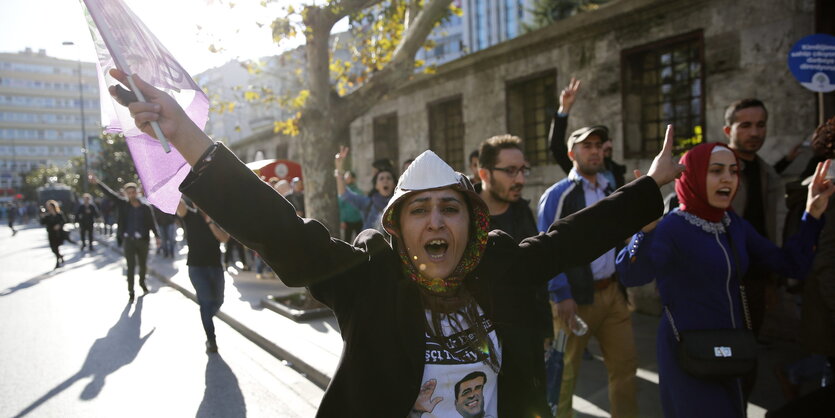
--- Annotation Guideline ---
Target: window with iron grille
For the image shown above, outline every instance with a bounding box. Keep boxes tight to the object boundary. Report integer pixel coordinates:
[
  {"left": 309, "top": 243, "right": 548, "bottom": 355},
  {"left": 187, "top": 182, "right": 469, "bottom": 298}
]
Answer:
[
  {"left": 622, "top": 31, "right": 705, "bottom": 158},
  {"left": 506, "top": 70, "right": 557, "bottom": 166},
  {"left": 373, "top": 112, "right": 399, "bottom": 168},
  {"left": 428, "top": 96, "right": 465, "bottom": 171}
]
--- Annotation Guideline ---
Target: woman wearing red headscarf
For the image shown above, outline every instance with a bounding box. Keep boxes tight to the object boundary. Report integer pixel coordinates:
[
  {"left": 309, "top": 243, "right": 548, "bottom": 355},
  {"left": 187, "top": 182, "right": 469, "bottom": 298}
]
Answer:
[{"left": 616, "top": 142, "right": 833, "bottom": 418}]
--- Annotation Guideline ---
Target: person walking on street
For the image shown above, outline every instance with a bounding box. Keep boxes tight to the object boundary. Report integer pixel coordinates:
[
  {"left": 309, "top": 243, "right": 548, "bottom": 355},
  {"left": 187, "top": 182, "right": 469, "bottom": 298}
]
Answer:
[
  {"left": 75, "top": 193, "right": 100, "bottom": 251},
  {"left": 7, "top": 202, "right": 17, "bottom": 236},
  {"left": 89, "top": 174, "right": 159, "bottom": 302},
  {"left": 100, "top": 197, "right": 115, "bottom": 236},
  {"left": 153, "top": 205, "right": 177, "bottom": 258},
  {"left": 40, "top": 200, "right": 67, "bottom": 269},
  {"left": 177, "top": 198, "right": 229, "bottom": 353}
]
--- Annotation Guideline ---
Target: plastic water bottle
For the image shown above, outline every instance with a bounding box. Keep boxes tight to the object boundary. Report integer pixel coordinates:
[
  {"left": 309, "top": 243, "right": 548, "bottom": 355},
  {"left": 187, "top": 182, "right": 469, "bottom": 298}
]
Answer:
[{"left": 571, "top": 315, "right": 589, "bottom": 336}]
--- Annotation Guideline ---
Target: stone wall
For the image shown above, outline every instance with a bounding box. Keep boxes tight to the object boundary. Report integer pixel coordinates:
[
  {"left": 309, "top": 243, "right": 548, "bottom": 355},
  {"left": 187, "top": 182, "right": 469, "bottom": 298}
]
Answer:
[{"left": 349, "top": 0, "right": 817, "bottom": 204}]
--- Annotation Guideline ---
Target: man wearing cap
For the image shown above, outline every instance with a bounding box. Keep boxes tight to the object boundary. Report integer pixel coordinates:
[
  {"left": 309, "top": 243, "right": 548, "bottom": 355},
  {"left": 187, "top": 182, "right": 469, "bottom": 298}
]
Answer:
[
  {"left": 89, "top": 174, "right": 160, "bottom": 303},
  {"left": 537, "top": 126, "right": 638, "bottom": 418}
]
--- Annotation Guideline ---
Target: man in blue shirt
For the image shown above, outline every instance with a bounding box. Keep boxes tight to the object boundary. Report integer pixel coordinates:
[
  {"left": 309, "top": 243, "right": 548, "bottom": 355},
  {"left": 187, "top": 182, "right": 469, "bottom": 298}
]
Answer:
[{"left": 537, "top": 126, "right": 638, "bottom": 418}]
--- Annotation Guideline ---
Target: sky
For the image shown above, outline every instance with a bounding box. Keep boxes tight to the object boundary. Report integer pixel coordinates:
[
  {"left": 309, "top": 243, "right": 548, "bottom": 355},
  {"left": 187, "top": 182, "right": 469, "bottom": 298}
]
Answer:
[{"left": 0, "top": 0, "right": 348, "bottom": 75}]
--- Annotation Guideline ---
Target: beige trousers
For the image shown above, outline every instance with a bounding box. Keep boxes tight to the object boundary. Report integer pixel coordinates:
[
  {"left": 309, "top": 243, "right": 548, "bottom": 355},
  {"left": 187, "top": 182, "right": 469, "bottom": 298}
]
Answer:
[{"left": 553, "top": 283, "right": 638, "bottom": 418}]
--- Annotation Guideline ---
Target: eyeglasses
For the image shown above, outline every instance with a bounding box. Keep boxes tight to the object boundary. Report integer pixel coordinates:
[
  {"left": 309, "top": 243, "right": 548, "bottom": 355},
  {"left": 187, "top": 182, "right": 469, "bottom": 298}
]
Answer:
[{"left": 490, "top": 165, "right": 531, "bottom": 177}]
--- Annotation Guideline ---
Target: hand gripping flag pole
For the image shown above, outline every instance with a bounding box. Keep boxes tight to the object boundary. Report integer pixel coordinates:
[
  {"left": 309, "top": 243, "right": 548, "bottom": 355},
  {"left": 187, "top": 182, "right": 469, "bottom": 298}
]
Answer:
[{"left": 125, "top": 74, "right": 170, "bottom": 153}]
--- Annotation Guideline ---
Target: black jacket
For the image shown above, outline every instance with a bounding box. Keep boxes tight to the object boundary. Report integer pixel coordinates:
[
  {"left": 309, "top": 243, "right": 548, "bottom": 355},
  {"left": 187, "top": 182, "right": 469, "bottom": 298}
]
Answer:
[
  {"left": 97, "top": 182, "right": 158, "bottom": 245},
  {"left": 181, "top": 144, "right": 663, "bottom": 417},
  {"left": 474, "top": 183, "right": 551, "bottom": 338},
  {"left": 548, "top": 112, "right": 573, "bottom": 175},
  {"left": 75, "top": 203, "right": 100, "bottom": 226}
]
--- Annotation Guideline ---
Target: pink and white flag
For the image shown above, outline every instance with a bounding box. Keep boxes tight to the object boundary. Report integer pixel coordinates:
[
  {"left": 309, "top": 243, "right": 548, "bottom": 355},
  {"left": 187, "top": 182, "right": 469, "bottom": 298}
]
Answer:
[{"left": 80, "top": 0, "right": 209, "bottom": 213}]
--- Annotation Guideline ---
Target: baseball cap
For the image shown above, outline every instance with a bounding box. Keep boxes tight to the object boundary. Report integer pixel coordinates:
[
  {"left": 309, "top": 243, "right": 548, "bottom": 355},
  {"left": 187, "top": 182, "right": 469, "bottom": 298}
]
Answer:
[{"left": 566, "top": 125, "right": 610, "bottom": 149}]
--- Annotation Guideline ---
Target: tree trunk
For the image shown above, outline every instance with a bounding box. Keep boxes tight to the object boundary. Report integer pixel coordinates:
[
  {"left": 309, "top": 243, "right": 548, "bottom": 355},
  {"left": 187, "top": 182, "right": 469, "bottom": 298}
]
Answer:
[
  {"left": 292, "top": 0, "right": 454, "bottom": 238},
  {"left": 298, "top": 112, "right": 344, "bottom": 237}
]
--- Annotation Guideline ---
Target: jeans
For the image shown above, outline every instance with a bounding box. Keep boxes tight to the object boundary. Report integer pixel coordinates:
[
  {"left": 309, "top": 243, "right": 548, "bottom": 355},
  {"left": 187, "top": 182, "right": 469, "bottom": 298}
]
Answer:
[
  {"left": 123, "top": 237, "right": 149, "bottom": 295},
  {"left": 159, "top": 223, "right": 176, "bottom": 257},
  {"left": 255, "top": 254, "right": 273, "bottom": 274},
  {"left": 189, "top": 266, "right": 225, "bottom": 341}
]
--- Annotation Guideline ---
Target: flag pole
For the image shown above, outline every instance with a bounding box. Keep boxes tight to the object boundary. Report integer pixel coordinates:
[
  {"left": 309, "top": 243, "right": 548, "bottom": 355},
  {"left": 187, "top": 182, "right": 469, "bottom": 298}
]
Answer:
[
  {"left": 126, "top": 74, "right": 169, "bottom": 152},
  {"left": 82, "top": 0, "right": 172, "bottom": 153}
]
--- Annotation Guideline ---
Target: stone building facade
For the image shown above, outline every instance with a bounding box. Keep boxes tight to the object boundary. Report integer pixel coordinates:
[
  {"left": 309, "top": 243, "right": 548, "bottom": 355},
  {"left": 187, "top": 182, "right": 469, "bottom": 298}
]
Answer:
[{"left": 349, "top": 0, "right": 824, "bottom": 206}]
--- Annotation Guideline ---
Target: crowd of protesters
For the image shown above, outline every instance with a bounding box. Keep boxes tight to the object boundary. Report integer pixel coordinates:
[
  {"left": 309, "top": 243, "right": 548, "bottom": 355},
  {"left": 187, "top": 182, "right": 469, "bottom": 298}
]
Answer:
[
  {"left": 3, "top": 66, "right": 833, "bottom": 418},
  {"left": 104, "top": 67, "right": 835, "bottom": 417}
]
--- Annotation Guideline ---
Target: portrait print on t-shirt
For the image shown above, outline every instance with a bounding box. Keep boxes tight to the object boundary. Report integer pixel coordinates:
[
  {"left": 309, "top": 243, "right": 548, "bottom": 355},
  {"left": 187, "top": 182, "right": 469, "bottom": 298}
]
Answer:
[{"left": 410, "top": 311, "right": 500, "bottom": 418}]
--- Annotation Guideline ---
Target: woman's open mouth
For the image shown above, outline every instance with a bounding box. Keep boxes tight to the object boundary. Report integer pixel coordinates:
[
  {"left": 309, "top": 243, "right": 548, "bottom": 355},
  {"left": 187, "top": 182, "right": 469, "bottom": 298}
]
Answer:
[
  {"left": 424, "top": 239, "right": 448, "bottom": 261},
  {"left": 716, "top": 187, "right": 732, "bottom": 198}
]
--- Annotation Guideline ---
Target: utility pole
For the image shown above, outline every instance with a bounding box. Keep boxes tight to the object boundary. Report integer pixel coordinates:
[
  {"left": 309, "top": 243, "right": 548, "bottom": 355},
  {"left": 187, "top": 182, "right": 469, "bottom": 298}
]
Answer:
[{"left": 62, "top": 41, "right": 89, "bottom": 193}]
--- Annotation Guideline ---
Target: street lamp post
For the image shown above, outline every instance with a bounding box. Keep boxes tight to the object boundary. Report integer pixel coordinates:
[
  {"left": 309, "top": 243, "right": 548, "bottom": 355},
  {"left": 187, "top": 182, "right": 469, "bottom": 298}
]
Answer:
[{"left": 62, "top": 41, "right": 89, "bottom": 193}]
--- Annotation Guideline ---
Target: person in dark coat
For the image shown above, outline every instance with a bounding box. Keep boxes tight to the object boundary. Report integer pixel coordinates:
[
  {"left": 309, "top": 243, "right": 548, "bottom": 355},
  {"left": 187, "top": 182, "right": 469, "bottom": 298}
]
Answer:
[
  {"left": 799, "top": 117, "right": 835, "bottom": 391},
  {"left": 40, "top": 200, "right": 66, "bottom": 269},
  {"left": 75, "top": 193, "right": 100, "bottom": 250},
  {"left": 7, "top": 202, "right": 18, "bottom": 236},
  {"left": 106, "top": 68, "right": 684, "bottom": 417},
  {"left": 89, "top": 174, "right": 159, "bottom": 302}
]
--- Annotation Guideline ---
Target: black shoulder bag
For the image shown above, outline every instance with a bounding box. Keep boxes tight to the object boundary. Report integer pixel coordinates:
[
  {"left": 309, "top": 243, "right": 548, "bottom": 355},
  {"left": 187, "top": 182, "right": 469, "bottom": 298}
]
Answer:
[{"left": 664, "top": 230, "right": 758, "bottom": 380}]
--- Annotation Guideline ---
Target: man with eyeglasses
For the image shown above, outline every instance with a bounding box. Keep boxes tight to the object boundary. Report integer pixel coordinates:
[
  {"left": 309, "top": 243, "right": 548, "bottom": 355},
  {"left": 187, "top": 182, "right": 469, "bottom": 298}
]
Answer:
[
  {"left": 475, "top": 134, "right": 535, "bottom": 240},
  {"left": 475, "top": 133, "right": 553, "bottom": 401},
  {"left": 537, "top": 126, "right": 639, "bottom": 418}
]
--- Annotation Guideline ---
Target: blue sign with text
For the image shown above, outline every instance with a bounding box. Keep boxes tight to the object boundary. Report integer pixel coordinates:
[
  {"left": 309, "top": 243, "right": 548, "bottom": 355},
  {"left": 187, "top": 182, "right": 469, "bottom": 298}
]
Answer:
[{"left": 788, "top": 34, "right": 835, "bottom": 93}]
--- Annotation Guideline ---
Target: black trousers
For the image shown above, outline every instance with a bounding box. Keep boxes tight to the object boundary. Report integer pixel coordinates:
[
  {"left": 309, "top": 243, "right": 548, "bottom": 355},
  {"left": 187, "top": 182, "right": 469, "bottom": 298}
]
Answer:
[
  {"left": 79, "top": 224, "right": 94, "bottom": 247},
  {"left": 47, "top": 231, "right": 61, "bottom": 258},
  {"left": 123, "top": 238, "right": 149, "bottom": 295}
]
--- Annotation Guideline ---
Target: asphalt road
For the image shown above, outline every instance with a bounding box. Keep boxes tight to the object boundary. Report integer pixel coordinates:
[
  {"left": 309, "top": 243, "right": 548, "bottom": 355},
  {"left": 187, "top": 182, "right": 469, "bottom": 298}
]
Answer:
[{"left": 0, "top": 224, "right": 322, "bottom": 418}]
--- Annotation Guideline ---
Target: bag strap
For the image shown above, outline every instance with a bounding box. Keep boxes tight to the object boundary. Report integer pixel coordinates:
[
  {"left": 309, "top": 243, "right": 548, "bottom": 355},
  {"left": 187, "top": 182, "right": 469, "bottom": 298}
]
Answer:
[{"left": 724, "top": 226, "right": 753, "bottom": 331}]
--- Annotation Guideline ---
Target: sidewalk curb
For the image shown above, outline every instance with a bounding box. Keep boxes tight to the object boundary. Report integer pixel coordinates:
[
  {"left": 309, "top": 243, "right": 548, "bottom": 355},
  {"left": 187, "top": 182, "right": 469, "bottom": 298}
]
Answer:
[{"left": 101, "top": 239, "right": 332, "bottom": 390}]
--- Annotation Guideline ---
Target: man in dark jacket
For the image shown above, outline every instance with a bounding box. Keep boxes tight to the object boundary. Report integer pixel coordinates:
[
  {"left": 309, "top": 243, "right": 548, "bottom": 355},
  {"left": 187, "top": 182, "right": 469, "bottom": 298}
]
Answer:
[
  {"left": 476, "top": 134, "right": 555, "bottom": 405},
  {"left": 75, "top": 193, "right": 100, "bottom": 250},
  {"left": 89, "top": 174, "right": 159, "bottom": 302}
]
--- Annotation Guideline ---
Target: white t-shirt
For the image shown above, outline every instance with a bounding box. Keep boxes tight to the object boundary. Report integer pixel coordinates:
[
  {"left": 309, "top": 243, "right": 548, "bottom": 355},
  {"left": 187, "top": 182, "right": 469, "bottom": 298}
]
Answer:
[{"left": 410, "top": 307, "right": 502, "bottom": 418}]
